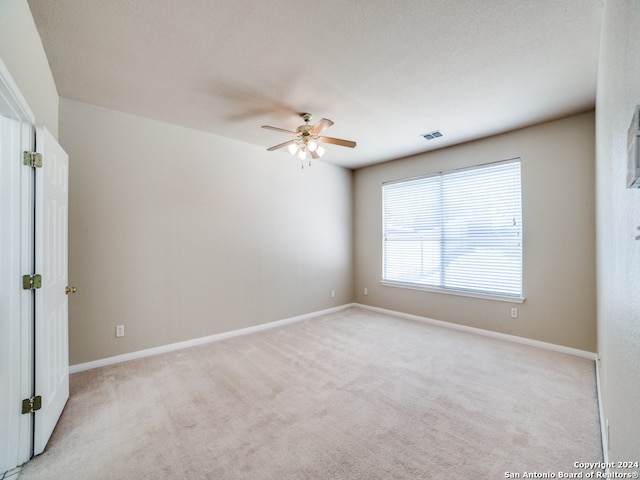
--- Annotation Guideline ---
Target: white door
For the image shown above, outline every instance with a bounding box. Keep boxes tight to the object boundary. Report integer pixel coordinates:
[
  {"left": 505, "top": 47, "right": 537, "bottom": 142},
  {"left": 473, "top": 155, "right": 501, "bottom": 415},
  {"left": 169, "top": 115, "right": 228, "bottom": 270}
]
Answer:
[{"left": 33, "top": 126, "right": 69, "bottom": 455}]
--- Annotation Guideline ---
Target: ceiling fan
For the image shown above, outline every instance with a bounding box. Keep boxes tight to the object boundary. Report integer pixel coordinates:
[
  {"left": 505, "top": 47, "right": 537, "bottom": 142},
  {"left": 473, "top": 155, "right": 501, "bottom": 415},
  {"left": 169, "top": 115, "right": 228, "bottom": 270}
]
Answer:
[{"left": 262, "top": 113, "right": 356, "bottom": 167}]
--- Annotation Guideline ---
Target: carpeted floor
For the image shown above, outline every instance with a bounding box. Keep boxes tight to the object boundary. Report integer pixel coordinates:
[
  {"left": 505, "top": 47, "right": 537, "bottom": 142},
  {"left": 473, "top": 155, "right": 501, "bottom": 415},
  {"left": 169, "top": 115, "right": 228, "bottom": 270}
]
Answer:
[{"left": 19, "top": 307, "right": 603, "bottom": 479}]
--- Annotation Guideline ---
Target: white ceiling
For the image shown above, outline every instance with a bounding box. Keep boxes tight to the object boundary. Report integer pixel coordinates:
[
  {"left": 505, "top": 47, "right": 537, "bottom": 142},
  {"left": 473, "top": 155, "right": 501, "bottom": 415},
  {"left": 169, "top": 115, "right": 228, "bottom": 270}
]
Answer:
[{"left": 27, "top": 0, "right": 604, "bottom": 169}]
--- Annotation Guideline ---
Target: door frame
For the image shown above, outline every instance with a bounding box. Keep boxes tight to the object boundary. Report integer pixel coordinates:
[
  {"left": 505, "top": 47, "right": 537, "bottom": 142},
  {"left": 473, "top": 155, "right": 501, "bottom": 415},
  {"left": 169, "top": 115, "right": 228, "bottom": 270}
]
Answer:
[{"left": 0, "top": 58, "right": 36, "bottom": 473}]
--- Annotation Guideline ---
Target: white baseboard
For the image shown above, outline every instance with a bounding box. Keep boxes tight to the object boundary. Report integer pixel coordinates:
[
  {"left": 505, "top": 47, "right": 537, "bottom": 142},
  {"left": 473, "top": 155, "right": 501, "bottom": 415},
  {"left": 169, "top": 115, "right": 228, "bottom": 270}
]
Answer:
[
  {"left": 69, "top": 303, "right": 357, "bottom": 374},
  {"left": 70, "top": 301, "right": 596, "bottom": 371},
  {"left": 595, "top": 356, "right": 609, "bottom": 465},
  {"left": 354, "top": 303, "right": 598, "bottom": 360}
]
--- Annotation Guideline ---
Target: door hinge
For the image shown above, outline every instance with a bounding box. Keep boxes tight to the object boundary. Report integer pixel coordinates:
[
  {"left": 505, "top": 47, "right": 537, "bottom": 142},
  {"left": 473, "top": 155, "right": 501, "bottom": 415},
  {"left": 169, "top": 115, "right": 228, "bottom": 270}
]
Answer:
[
  {"left": 23, "top": 151, "right": 42, "bottom": 168},
  {"left": 21, "top": 396, "right": 42, "bottom": 414},
  {"left": 22, "top": 274, "right": 42, "bottom": 290}
]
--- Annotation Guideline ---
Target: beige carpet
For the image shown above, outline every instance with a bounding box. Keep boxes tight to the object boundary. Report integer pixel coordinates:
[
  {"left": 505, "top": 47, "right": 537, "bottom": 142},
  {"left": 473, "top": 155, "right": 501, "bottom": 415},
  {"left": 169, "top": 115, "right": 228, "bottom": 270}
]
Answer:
[{"left": 19, "top": 307, "right": 603, "bottom": 479}]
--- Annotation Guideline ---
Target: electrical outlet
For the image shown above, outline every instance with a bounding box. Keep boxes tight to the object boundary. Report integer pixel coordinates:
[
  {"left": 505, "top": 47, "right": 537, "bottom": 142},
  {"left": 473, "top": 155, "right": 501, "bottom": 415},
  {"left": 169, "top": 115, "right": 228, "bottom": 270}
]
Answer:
[
  {"left": 116, "top": 325, "right": 125, "bottom": 337},
  {"left": 364, "top": 287, "right": 368, "bottom": 295},
  {"left": 510, "top": 308, "right": 518, "bottom": 318},
  {"left": 331, "top": 289, "right": 335, "bottom": 298}
]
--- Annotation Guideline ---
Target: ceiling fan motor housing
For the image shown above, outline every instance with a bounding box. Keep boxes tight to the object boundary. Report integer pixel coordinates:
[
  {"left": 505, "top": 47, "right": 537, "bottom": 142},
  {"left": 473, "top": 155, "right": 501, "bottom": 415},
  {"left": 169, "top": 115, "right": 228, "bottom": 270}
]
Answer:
[{"left": 297, "top": 125, "right": 313, "bottom": 137}]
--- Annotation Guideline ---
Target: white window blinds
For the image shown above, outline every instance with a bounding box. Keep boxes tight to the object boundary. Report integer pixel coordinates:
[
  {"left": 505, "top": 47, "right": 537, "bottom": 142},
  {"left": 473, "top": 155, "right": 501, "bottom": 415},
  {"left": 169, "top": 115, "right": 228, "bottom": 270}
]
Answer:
[{"left": 382, "top": 159, "right": 522, "bottom": 299}]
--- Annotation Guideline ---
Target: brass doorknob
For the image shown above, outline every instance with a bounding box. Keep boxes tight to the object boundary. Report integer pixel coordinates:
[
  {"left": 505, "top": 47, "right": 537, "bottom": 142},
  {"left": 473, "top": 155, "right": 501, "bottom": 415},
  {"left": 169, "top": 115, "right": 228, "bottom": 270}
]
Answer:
[{"left": 65, "top": 286, "right": 77, "bottom": 294}]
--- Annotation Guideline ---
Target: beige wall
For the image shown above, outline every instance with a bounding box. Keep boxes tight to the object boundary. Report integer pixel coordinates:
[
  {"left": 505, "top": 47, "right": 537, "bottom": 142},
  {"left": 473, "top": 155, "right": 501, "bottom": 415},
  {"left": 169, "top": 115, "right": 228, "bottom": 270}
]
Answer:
[
  {"left": 596, "top": 1, "right": 640, "bottom": 464},
  {"left": 0, "top": 0, "right": 58, "bottom": 138},
  {"left": 2, "top": 0, "right": 604, "bottom": 400},
  {"left": 60, "top": 98, "right": 353, "bottom": 365},
  {"left": 354, "top": 111, "right": 596, "bottom": 352}
]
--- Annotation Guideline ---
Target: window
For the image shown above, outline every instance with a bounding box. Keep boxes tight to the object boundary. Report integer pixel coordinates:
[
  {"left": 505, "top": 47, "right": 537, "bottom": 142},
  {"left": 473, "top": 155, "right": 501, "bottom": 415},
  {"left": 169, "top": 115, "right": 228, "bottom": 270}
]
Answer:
[{"left": 382, "top": 159, "right": 523, "bottom": 301}]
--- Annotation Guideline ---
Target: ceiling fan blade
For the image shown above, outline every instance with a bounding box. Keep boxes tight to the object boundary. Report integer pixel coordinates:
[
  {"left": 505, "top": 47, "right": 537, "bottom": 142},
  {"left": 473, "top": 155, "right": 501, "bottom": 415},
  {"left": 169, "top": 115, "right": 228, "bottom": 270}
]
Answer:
[
  {"left": 309, "top": 118, "right": 334, "bottom": 135},
  {"left": 262, "top": 125, "right": 297, "bottom": 135},
  {"left": 267, "top": 140, "right": 296, "bottom": 151},
  {"left": 318, "top": 136, "right": 356, "bottom": 148}
]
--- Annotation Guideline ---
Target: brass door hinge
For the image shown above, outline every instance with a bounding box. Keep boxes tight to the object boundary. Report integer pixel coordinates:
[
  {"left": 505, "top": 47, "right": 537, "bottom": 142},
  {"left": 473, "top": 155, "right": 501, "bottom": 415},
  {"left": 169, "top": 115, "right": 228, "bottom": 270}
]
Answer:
[
  {"left": 22, "top": 274, "right": 42, "bottom": 290},
  {"left": 21, "top": 396, "right": 42, "bottom": 414},
  {"left": 23, "top": 151, "right": 43, "bottom": 168}
]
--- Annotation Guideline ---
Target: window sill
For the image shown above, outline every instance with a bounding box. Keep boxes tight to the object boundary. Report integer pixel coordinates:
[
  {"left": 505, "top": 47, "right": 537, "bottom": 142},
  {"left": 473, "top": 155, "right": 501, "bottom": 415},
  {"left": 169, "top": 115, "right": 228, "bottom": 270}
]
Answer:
[{"left": 380, "top": 280, "right": 525, "bottom": 304}]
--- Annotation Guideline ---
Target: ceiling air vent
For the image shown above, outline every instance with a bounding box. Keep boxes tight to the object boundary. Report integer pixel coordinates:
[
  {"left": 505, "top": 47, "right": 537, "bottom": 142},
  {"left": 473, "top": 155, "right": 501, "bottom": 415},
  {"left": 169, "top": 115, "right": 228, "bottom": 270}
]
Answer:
[{"left": 422, "top": 130, "right": 443, "bottom": 140}]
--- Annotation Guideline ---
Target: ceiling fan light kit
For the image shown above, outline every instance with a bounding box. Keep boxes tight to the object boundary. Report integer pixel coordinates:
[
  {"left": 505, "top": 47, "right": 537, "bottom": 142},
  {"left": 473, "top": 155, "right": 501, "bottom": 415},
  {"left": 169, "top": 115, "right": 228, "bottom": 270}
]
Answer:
[{"left": 262, "top": 113, "right": 356, "bottom": 168}]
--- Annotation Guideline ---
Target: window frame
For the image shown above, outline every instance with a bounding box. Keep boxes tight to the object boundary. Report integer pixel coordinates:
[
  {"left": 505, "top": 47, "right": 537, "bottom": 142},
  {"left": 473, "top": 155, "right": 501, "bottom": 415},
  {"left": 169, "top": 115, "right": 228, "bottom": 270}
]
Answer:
[{"left": 381, "top": 158, "right": 524, "bottom": 303}]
